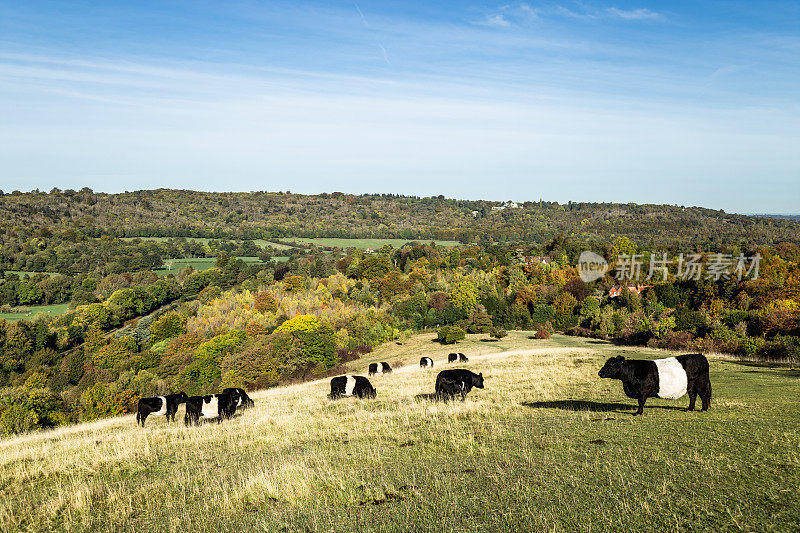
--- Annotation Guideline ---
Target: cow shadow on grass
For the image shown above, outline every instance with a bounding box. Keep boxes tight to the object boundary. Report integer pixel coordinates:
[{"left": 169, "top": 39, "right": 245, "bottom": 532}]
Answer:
[
  {"left": 521, "top": 400, "right": 687, "bottom": 413},
  {"left": 726, "top": 360, "right": 800, "bottom": 378},
  {"left": 414, "top": 393, "right": 440, "bottom": 402}
]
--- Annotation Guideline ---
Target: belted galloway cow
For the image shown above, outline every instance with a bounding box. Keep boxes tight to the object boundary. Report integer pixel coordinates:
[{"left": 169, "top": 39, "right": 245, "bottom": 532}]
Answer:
[{"left": 598, "top": 354, "right": 712, "bottom": 415}]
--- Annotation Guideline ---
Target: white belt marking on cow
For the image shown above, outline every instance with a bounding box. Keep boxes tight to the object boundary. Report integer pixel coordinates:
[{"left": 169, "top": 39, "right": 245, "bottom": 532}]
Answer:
[
  {"left": 344, "top": 376, "right": 356, "bottom": 396},
  {"left": 376, "top": 363, "right": 383, "bottom": 374},
  {"left": 202, "top": 396, "right": 219, "bottom": 418},
  {"left": 153, "top": 396, "right": 168, "bottom": 417},
  {"left": 655, "top": 357, "right": 688, "bottom": 400}
]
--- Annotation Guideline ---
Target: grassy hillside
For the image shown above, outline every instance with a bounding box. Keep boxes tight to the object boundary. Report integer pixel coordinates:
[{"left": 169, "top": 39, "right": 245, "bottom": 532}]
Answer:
[
  {"left": 0, "top": 302, "right": 70, "bottom": 322},
  {"left": 276, "top": 237, "right": 460, "bottom": 249},
  {"left": 152, "top": 257, "right": 274, "bottom": 276},
  {"left": 1, "top": 334, "right": 798, "bottom": 532}
]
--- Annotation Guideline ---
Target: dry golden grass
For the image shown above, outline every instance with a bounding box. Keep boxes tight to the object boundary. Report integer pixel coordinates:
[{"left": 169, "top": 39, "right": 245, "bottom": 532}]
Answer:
[{"left": 1, "top": 332, "right": 798, "bottom": 532}]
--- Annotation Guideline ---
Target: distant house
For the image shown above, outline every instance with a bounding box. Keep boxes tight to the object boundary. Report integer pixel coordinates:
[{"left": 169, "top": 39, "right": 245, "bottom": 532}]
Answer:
[
  {"left": 521, "top": 256, "right": 552, "bottom": 265},
  {"left": 491, "top": 201, "right": 521, "bottom": 211},
  {"left": 363, "top": 248, "right": 375, "bottom": 254},
  {"left": 609, "top": 284, "right": 652, "bottom": 297}
]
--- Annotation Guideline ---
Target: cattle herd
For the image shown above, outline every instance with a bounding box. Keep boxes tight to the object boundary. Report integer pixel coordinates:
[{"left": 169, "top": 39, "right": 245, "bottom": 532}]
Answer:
[
  {"left": 332, "top": 353, "right": 483, "bottom": 403},
  {"left": 136, "top": 351, "right": 712, "bottom": 426},
  {"left": 136, "top": 387, "right": 254, "bottom": 427}
]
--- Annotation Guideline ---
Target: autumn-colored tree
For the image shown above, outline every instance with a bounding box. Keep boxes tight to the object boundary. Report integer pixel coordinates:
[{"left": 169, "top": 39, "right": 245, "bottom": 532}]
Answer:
[
  {"left": 553, "top": 292, "right": 578, "bottom": 328},
  {"left": 254, "top": 291, "right": 278, "bottom": 313},
  {"left": 448, "top": 279, "right": 478, "bottom": 313},
  {"left": 283, "top": 275, "right": 306, "bottom": 292}
]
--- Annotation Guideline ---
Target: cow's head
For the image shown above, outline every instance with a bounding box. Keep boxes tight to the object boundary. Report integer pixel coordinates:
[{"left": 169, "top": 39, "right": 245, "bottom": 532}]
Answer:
[
  {"left": 598, "top": 356, "right": 625, "bottom": 379},
  {"left": 473, "top": 372, "right": 484, "bottom": 389},
  {"left": 368, "top": 387, "right": 377, "bottom": 399},
  {"left": 176, "top": 392, "right": 189, "bottom": 403}
]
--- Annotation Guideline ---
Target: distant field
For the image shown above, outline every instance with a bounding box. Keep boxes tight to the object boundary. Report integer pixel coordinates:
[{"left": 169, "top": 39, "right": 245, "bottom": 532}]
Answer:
[
  {"left": 153, "top": 257, "right": 276, "bottom": 276},
  {"left": 0, "top": 303, "right": 70, "bottom": 322},
  {"left": 118, "top": 236, "right": 460, "bottom": 251},
  {"left": 3, "top": 270, "right": 60, "bottom": 278},
  {"left": 2, "top": 333, "right": 797, "bottom": 531},
  {"left": 119, "top": 236, "right": 296, "bottom": 251},
  {"left": 276, "top": 237, "right": 460, "bottom": 249}
]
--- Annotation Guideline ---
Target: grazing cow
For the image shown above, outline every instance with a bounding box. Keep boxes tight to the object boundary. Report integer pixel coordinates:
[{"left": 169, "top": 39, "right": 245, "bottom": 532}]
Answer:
[
  {"left": 598, "top": 354, "right": 712, "bottom": 415},
  {"left": 184, "top": 393, "right": 238, "bottom": 426},
  {"left": 435, "top": 369, "right": 484, "bottom": 401},
  {"left": 368, "top": 362, "right": 393, "bottom": 376},
  {"left": 328, "top": 375, "right": 376, "bottom": 400},
  {"left": 420, "top": 357, "right": 434, "bottom": 368},
  {"left": 136, "top": 392, "right": 188, "bottom": 427},
  {"left": 222, "top": 387, "right": 255, "bottom": 410},
  {"left": 448, "top": 353, "right": 468, "bottom": 363}
]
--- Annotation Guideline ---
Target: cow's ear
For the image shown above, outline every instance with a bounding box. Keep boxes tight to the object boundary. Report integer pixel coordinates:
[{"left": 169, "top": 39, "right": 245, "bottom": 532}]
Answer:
[
  {"left": 479, "top": 373, "right": 483, "bottom": 377},
  {"left": 616, "top": 355, "right": 625, "bottom": 361}
]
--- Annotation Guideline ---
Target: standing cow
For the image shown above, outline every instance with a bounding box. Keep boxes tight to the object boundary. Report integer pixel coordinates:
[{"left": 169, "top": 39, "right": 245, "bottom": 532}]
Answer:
[
  {"left": 435, "top": 369, "right": 484, "bottom": 401},
  {"left": 328, "top": 375, "right": 376, "bottom": 400},
  {"left": 448, "top": 353, "right": 468, "bottom": 363},
  {"left": 222, "top": 387, "right": 255, "bottom": 410},
  {"left": 368, "top": 362, "right": 393, "bottom": 376},
  {"left": 420, "top": 357, "right": 434, "bottom": 368},
  {"left": 136, "top": 392, "right": 188, "bottom": 427},
  {"left": 184, "top": 393, "right": 238, "bottom": 426},
  {"left": 598, "top": 354, "right": 712, "bottom": 415}
]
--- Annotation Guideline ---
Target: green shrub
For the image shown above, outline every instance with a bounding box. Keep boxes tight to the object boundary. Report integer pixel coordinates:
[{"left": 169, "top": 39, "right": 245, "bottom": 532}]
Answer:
[
  {"left": 183, "top": 330, "right": 247, "bottom": 389},
  {"left": 489, "top": 327, "right": 507, "bottom": 340},
  {"left": 437, "top": 325, "right": 465, "bottom": 344},
  {"left": 150, "top": 312, "right": 186, "bottom": 343},
  {"left": 0, "top": 387, "right": 71, "bottom": 434},
  {"left": 757, "top": 336, "right": 800, "bottom": 362},
  {"left": 737, "top": 337, "right": 764, "bottom": 357}
]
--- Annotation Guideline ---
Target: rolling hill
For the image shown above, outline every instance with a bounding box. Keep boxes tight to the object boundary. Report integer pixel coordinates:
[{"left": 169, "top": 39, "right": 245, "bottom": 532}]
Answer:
[{"left": 1, "top": 333, "right": 798, "bottom": 532}]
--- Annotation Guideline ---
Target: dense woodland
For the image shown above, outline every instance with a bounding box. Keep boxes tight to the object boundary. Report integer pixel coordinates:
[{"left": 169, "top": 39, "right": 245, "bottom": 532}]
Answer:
[
  {"left": 0, "top": 189, "right": 799, "bottom": 435},
  {"left": 2, "top": 188, "right": 799, "bottom": 247}
]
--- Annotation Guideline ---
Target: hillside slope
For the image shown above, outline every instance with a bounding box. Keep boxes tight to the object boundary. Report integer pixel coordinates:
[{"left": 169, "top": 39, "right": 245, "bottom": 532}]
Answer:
[
  {"left": 1, "top": 333, "right": 798, "bottom": 532},
  {"left": 3, "top": 189, "right": 799, "bottom": 246}
]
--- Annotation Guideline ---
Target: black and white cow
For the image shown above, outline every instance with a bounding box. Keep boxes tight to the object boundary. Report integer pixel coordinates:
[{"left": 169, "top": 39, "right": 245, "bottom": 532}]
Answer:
[
  {"left": 222, "top": 387, "right": 255, "bottom": 410},
  {"left": 598, "top": 354, "right": 712, "bottom": 415},
  {"left": 328, "top": 375, "right": 377, "bottom": 400},
  {"left": 136, "top": 392, "right": 188, "bottom": 427},
  {"left": 184, "top": 393, "right": 238, "bottom": 426},
  {"left": 368, "top": 362, "right": 393, "bottom": 376},
  {"left": 448, "top": 353, "right": 468, "bottom": 363},
  {"left": 420, "top": 357, "right": 434, "bottom": 368},
  {"left": 435, "top": 369, "right": 484, "bottom": 401}
]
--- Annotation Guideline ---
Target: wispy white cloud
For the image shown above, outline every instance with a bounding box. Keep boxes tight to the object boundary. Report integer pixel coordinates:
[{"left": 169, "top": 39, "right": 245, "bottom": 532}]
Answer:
[
  {"left": 479, "top": 3, "right": 540, "bottom": 28},
  {"left": 484, "top": 13, "right": 511, "bottom": 27},
  {"left": 607, "top": 7, "right": 663, "bottom": 21},
  {"left": 0, "top": 1, "right": 797, "bottom": 212}
]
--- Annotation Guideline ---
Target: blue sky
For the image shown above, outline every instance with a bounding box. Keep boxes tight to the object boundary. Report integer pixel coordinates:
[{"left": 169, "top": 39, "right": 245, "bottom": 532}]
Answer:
[{"left": 1, "top": 1, "right": 798, "bottom": 213}]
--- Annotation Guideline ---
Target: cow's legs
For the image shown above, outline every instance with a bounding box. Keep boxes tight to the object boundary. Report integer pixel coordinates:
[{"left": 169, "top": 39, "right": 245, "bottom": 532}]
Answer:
[
  {"left": 687, "top": 380, "right": 698, "bottom": 411},
  {"left": 698, "top": 377, "right": 712, "bottom": 411},
  {"left": 634, "top": 397, "right": 647, "bottom": 415}
]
